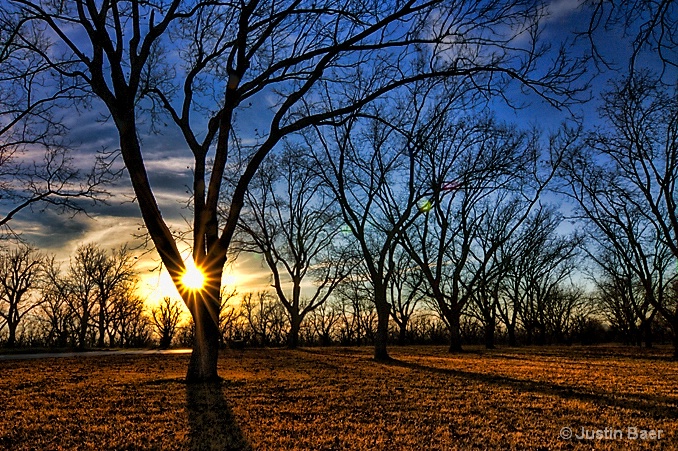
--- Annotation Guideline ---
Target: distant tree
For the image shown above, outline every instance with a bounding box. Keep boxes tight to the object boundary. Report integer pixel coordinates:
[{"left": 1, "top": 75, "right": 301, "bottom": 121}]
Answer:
[
  {"left": 241, "top": 291, "right": 288, "bottom": 346},
  {"left": 504, "top": 209, "right": 581, "bottom": 345},
  {"left": 109, "top": 289, "right": 151, "bottom": 347},
  {"left": 63, "top": 245, "right": 100, "bottom": 348},
  {"left": 236, "top": 147, "right": 352, "bottom": 348},
  {"left": 334, "top": 273, "right": 377, "bottom": 346},
  {"left": 152, "top": 297, "right": 183, "bottom": 349},
  {"left": 398, "top": 111, "right": 566, "bottom": 352},
  {"left": 388, "top": 248, "right": 425, "bottom": 345},
  {"left": 39, "top": 256, "right": 75, "bottom": 347},
  {"left": 591, "top": 246, "right": 656, "bottom": 347},
  {"left": 308, "top": 301, "right": 341, "bottom": 346},
  {"left": 217, "top": 286, "right": 241, "bottom": 345},
  {"left": 82, "top": 245, "right": 137, "bottom": 347},
  {"left": 0, "top": 244, "right": 44, "bottom": 347},
  {"left": 5, "top": 0, "right": 586, "bottom": 380}
]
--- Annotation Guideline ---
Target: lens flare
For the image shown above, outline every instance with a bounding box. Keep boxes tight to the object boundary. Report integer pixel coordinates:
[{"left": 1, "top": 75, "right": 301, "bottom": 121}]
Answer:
[{"left": 181, "top": 260, "right": 205, "bottom": 290}]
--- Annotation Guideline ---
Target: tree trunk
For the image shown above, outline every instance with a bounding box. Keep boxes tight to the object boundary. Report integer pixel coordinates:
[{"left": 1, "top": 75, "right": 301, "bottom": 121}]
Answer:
[
  {"left": 6, "top": 321, "right": 17, "bottom": 348},
  {"left": 288, "top": 312, "right": 301, "bottom": 349},
  {"left": 373, "top": 291, "right": 391, "bottom": 361},
  {"left": 398, "top": 321, "right": 408, "bottom": 345},
  {"left": 507, "top": 323, "right": 516, "bottom": 347},
  {"left": 448, "top": 312, "right": 463, "bottom": 353},
  {"left": 643, "top": 320, "right": 653, "bottom": 348},
  {"left": 78, "top": 312, "right": 89, "bottom": 349},
  {"left": 484, "top": 316, "right": 495, "bottom": 350},
  {"left": 186, "top": 285, "right": 221, "bottom": 383},
  {"left": 97, "top": 302, "right": 106, "bottom": 347}
]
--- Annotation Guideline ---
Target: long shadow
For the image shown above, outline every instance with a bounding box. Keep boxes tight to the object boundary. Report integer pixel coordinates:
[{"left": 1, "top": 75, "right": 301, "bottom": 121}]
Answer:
[
  {"left": 186, "top": 381, "right": 252, "bottom": 450},
  {"left": 383, "top": 359, "right": 678, "bottom": 419}
]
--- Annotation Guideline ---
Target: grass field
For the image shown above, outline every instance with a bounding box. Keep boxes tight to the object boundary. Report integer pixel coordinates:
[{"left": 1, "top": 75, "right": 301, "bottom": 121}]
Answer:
[{"left": 0, "top": 345, "right": 676, "bottom": 450}]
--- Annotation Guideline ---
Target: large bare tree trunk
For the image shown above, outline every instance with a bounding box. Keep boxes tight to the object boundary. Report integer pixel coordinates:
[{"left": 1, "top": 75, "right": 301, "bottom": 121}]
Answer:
[
  {"left": 186, "top": 285, "right": 222, "bottom": 383},
  {"left": 288, "top": 311, "right": 301, "bottom": 349}
]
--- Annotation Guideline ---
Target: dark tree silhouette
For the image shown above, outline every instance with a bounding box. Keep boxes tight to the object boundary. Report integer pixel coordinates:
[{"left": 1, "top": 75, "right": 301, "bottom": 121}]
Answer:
[
  {"left": 586, "top": 0, "right": 678, "bottom": 75},
  {"left": 152, "top": 296, "right": 183, "bottom": 349},
  {"left": 236, "top": 147, "right": 352, "bottom": 348},
  {"left": 0, "top": 244, "right": 44, "bottom": 347}
]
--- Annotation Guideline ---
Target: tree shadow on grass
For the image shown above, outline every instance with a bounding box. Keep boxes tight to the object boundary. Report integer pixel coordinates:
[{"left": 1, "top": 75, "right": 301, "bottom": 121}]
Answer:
[
  {"left": 186, "top": 381, "right": 252, "bottom": 450},
  {"left": 383, "top": 359, "right": 678, "bottom": 419}
]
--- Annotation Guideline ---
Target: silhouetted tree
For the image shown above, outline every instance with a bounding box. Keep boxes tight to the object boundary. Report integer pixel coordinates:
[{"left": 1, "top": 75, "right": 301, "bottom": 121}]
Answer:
[
  {"left": 81, "top": 245, "right": 136, "bottom": 347},
  {"left": 152, "top": 296, "right": 183, "bottom": 349},
  {"left": 0, "top": 244, "right": 44, "bottom": 347},
  {"left": 399, "top": 111, "right": 566, "bottom": 352},
  {"left": 236, "top": 147, "right": 352, "bottom": 348},
  {"left": 591, "top": 246, "right": 656, "bottom": 347},
  {"left": 39, "top": 256, "right": 75, "bottom": 347},
  {"left": 241, "top": 291, "right": 288, "bottom": 346},
  {"left": 388, "top": 248, "right": 424, "bottom": 345},
  {"left": 586, "top": 0, "right": 677, "bottom": 75},
  {"left": 109, "top": 289, "right": 151, "bottom": 347}
]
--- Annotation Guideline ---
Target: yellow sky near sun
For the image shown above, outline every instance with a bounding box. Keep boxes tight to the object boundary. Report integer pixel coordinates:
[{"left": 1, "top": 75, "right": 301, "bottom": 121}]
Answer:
[{"left": 135, "top": 252, "right": 270, "bottom": 310}]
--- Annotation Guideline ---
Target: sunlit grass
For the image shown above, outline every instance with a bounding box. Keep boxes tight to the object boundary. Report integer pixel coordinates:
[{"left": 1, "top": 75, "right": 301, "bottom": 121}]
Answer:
[{"left": 0, "top": 345, "right": 675, "bottom": 449}]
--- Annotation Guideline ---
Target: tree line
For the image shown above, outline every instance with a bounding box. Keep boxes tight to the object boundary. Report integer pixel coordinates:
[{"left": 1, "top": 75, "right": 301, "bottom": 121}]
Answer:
[{"left": 3, "top": 75, "right": 677, "bottom": 357}]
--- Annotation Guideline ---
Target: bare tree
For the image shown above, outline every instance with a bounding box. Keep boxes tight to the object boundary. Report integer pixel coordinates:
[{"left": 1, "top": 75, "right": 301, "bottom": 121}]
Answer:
[
  {"left": 63, "top": 245, "right": 100, "bottom": 348},
  {"left": 398, "top": 110, "right": 565, "bottom": 352},
  {"left": 241, "top": 290, "right": 288, "bottom": 346},
  {"left": 591, "top": 244, "right": 656, "bottom": 347},
  {"left": 236, "top": 147, "right": 352, "bottom": 348},
  {"left": 5, "top": 0, "right": 587, "bottom": 380},
  {"left": 152, "top": 296, "right": 183, "bottom": 349},
  {"left": 308, "top": 301, "right": 340, "bottom": 346},
  {"left": 388, "top": 247, "right": 424, "bottom": 345},
  {"left": 82, "top": 245, "right": 137, "bottom": 347},
  {"left": 217, "top": 286, "right": 241, "bottom": 345},
  {"left": 0, "top": 244, "right": 44, "bottom": 346},
  {"left": 109, "top": 287, "right": 152, "bottom": 347},
  {"left": 39, "top": 256, "right": 75, "bottom": 347},
  {"left": 558, "top": 73, "right": 678, "bottom": 358}
]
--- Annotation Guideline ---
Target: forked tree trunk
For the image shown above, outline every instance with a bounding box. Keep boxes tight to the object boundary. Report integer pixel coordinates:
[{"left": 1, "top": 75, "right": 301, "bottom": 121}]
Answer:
[{"left": 186, "top": 284, "right": 222, "bottom": 383}]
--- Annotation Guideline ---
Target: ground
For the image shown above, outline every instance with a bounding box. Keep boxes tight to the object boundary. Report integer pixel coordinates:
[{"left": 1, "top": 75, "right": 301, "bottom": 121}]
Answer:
[{"left": 0, "top": 345, "right": 676, "bottom": 450}]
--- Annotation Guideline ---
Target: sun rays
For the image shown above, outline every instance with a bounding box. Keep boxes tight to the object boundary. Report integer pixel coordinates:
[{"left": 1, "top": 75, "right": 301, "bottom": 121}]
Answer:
[{"left": 180, "top": 259, "right": 206, "bottom": 291}]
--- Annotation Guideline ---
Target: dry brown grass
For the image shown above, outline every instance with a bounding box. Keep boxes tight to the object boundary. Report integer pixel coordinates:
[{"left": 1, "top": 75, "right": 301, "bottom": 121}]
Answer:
[{"left": 0, "top": 345, "right": 676, "bottom": 450}]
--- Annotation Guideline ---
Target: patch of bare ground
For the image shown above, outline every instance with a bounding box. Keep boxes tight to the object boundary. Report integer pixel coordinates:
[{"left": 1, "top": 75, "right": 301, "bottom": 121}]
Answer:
[{"left": 0, "top": 345, "right": 675, "bottom": 449}]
